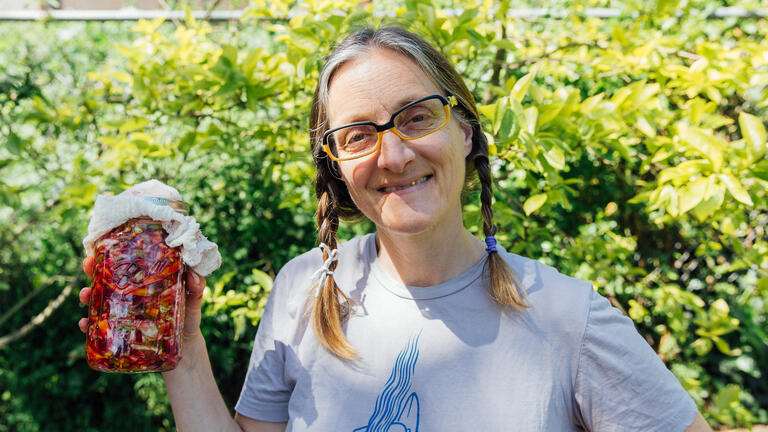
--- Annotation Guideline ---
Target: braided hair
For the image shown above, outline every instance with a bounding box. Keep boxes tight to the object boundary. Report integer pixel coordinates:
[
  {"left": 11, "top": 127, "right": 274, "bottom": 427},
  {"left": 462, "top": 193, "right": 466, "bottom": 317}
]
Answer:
[{"left": 309, "top": 26, "right": 527, "bottom": 359}]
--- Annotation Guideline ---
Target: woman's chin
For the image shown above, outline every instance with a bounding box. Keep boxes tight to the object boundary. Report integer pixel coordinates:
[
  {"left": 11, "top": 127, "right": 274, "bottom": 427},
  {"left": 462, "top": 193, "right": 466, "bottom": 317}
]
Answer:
[{"left": 376, "top": 213, "right": 437, "bottom": 236}]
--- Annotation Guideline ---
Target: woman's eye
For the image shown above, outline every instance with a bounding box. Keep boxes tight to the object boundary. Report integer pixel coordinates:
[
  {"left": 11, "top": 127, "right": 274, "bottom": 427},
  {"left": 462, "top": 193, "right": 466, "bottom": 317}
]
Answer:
[
  {"left": 343, "top": 131, "right": 372, "bottom": 148},
  {"left": 409, "top": 114, "right": 427, "bottom": 123},
  {"left": 349, "top": 133, "right": 366, "bottom": 143}
]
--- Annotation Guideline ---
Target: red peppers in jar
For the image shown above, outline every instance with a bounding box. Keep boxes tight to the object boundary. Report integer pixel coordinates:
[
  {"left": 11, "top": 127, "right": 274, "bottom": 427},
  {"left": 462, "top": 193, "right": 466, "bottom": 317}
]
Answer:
[{"left": 86, "top": 213, "right": 186, "bottom": 373}]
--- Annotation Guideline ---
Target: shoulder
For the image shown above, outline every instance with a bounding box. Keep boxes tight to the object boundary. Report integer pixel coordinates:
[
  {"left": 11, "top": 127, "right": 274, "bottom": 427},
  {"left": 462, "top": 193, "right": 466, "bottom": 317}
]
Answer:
[
  {"left": 499, "top": 249, "right": 596, "bottom": 341},
  {"left": 271, "top": 233, "right": 374, "bottom": 303},
  {"left": 501, "top": 250, "right": 594, "bottom": 313},
  {"left": 276, "top": 233, "right": 373, "bottom": 281}
]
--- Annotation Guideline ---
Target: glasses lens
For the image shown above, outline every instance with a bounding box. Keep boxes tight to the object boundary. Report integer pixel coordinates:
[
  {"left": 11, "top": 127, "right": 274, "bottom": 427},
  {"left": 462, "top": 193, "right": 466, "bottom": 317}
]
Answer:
[
  {"left": 394, "top": 97, "right": 447, "bottom": 138},
  {"left": 328, "top": 124, "right": 378, "bottom": 160}
]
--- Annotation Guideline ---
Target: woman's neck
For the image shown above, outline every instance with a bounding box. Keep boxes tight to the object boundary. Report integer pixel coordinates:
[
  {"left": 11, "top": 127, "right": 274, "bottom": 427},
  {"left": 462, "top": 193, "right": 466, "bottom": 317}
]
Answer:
[{"left": 375, "top": 223, "right": 486, "bottom": 287}]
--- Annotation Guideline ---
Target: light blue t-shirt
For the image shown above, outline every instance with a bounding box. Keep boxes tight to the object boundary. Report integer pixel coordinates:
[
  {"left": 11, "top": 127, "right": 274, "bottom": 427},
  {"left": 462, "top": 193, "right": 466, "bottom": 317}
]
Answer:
[{"left": 235, "top": 233, "right": 697, "bottom": 431}]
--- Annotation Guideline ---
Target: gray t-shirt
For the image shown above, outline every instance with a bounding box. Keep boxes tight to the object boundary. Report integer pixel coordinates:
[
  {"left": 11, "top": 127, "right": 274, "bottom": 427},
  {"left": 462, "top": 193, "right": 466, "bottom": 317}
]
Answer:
[{"left": 235, "top": 233, "right": 697, "bottom": 431}]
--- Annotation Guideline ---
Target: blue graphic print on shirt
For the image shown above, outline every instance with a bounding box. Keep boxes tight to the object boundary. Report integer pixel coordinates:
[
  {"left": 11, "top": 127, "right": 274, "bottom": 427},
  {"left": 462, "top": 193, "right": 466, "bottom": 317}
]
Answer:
[{"left": 353, "top": 334, "right": 421, "bottom": 432}]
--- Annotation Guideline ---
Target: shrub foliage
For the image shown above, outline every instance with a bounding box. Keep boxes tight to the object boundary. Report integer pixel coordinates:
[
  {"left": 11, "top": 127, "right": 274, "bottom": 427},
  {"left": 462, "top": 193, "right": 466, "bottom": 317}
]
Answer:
[{"left": 0, "top": 0, "right": 766, "bottom": 430}]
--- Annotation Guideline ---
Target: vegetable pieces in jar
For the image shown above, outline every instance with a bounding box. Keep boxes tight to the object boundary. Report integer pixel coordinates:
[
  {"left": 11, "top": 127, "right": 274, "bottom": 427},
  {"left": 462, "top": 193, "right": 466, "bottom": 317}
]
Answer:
[{"left": 86, "top": 218, "right": 185, "bottom": 373}]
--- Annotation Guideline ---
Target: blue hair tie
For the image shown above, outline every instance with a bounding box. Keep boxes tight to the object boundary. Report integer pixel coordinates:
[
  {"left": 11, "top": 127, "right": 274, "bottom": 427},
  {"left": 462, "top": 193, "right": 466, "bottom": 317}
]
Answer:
[{"left": 485, "top": 236, "right": 498, "bottom": 254}]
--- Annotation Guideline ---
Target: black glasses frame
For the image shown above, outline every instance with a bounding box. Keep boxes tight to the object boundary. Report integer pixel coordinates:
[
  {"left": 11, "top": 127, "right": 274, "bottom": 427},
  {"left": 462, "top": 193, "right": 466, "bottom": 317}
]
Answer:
[{"left": 322, "top": 94, "right": 458, "bottom": 162}]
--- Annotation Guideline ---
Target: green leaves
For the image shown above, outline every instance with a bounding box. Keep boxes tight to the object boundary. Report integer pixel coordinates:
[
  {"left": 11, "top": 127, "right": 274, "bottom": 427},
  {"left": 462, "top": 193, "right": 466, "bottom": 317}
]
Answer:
[
  {"left": 718, "top": 173, "right": 753, "bottom": 206},
  {"left": 1, "top": 1, "right": 767, "bottom": 430},
  {"left": 523, "top": 193, "right": 548, "bottom": 216},
  {"left": 738, "top": 112, "right": 766, "bottom": 154}
]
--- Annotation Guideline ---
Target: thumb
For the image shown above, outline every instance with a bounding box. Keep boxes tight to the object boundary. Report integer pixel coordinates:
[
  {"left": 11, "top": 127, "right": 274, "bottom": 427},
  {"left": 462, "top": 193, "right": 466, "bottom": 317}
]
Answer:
[{"left": 185, "top": 269, "right": 206, "bottom": 310}]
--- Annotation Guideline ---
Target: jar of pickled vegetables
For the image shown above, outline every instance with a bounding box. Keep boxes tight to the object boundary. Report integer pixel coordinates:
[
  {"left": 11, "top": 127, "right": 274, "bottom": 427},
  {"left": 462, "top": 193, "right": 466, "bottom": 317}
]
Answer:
[{"left": 86, "top": 198, "right": 189, "bottom": 373}]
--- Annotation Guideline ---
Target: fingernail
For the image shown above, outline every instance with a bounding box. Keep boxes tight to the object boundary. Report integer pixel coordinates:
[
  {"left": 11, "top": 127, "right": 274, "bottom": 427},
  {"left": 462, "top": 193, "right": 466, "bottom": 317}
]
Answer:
[{"left": 192, "top": 272, "right": 200, "bottom": 284}]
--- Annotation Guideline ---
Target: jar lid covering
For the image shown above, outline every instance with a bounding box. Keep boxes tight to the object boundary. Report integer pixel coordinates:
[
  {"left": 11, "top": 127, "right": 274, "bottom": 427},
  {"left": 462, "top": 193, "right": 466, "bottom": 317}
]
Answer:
[
  {"left": 138, "top": 197, "right": 190, "bottom": 215},
  {"left": 82, "top": 179, "right": 221, "bottom": 276}
]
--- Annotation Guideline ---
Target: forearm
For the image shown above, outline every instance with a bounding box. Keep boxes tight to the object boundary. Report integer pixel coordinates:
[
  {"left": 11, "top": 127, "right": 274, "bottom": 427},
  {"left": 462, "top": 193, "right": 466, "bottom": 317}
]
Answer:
[
  {"left": 685, "top": 412, "right": 712, "bottom": 432},
  {"left": 163, "top": 331, "right": 242, "bottom": 432}
]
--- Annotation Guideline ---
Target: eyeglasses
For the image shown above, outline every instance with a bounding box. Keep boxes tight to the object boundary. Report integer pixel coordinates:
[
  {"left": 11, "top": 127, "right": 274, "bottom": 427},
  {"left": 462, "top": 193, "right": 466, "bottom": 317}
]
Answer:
[{"left": 322, "top": 94, "right": 458, "bottom": 162}]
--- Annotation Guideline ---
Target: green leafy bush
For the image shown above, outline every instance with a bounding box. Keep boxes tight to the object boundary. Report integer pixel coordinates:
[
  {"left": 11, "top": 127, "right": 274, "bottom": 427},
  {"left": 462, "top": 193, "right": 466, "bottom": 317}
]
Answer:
[{"left": 1, "top": 0, "right": 766, "bottom": 430}]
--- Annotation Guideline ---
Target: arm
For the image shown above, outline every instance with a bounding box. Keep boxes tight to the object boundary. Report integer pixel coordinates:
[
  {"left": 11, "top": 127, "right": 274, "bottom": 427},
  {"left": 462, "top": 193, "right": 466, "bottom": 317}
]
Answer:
[
  {"left": 573, "top": 289, "right": 707, "bottom": 431},
  {"left": 685, "top": 412, "right": 712, "bottom": 432},
  {"left": 162, "top": 330, "right": 287, "bottom": 432},
  {"left": 80, "top": 258, "right": 286, "bottom": 432}
]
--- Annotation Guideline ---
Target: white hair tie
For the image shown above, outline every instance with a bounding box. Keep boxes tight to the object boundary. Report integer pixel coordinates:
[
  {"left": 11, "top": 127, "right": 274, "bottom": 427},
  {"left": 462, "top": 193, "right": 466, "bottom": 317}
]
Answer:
[{"left": 311, "top": 242, "right": 338, "bottom": 297}]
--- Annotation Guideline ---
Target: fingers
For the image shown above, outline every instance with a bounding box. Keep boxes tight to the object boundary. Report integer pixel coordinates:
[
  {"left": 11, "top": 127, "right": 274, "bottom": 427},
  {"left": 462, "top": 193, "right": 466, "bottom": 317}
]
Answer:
[
  {"left": 79, "top": 286, "right": 91, "bottom": 306},
  {"left": 186, "top": 270, "right": 206, "bottom": 294},
  {"left": 185, "top": 269, "right": 206, "bottom": 311},
  {"left": 83, "top": 256, "right": 95, "bottom": 278},
  {"left": 79, "top": 288, "right": 91, "bottom": 334}
]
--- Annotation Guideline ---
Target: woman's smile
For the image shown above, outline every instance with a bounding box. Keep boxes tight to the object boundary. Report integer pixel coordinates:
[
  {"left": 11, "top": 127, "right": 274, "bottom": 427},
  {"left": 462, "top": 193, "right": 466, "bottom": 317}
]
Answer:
[{"left": 377, "top": 174, "right": 433, "bottom": 194}]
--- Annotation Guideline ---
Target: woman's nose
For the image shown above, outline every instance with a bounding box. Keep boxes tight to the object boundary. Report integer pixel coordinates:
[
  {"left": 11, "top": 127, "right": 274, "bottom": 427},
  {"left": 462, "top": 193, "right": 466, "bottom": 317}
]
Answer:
[{"left": 376, "top": 129, "right": 415, "bottom": 173}]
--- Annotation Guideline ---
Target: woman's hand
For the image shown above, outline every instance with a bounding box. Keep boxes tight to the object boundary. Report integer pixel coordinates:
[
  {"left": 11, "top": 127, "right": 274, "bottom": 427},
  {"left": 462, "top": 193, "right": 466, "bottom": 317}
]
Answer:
[{"left": 78, "top": 256, "right": 208, "bottom": 339}]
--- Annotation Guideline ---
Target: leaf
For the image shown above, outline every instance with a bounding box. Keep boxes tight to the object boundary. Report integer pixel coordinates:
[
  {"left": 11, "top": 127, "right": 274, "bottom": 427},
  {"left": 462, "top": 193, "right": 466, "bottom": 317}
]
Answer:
[
  {"left": 677, "top": 177, "right": 708, "bottom": 214},
  {"left": 493, "top": 39, "right": 517, "bottom": 52},
  {"left": 691, "top": 337, "right": 712, "bottom": 356},
  {"left": 677, "top": 123, "right": 724, "bottom": 171},
  {"left": 178, "top": 131, "right": 196, "bottom": 154},
  {"left": 6, "top": 131, "right": 22, "bottom": 156},
  {"left": 543, "top": 147, "right": 565, "bottom": 170},
  {"left": 477, "top": 103, "right": 496, "bottom": 120},
  {"left": 523, "top": 106, "right": 538, "bottom": 135},
  {"left": 498, "top": 108, "right": 516, "bottom": 139},
  {"left": 658, "top": 160, "right": 710, "bottom": 185},
  {"left": 119, "top": 117, "right": 149, "bottom": 133},
  {"left": 510, "top": 64, "right": 538, "bottom": 103},
  {"left": 580, "top": 94, "right": 604, "bottom": 115},
  {"left": 719, "top": 174, "right": 754, "bottom": 206},
  {"left": 523, "top": 193, "right": 547, "bottom": 216},
  {"left": 758, "top": 277, "right": 768, "bottom": 296},
  {"left": 250, "top": 268, "right": 273, "bottom": 291},
  {"left": 628, "top": 299, "right": 648, "bottom": 321},
  {"left": 112, "top": 72, "right": 132, "bottom": 84},
  {"left": 635, "top": 115, "right": 656, "bottom": 137},
  {"left": 738, "top": 112, "right": 766, "bottom": 154},
  {"left": 713, "top": 384, "right": 741, "bottom": 411},
  {"left": 709, "top": 298, "right": 731, "bottom": 320}
]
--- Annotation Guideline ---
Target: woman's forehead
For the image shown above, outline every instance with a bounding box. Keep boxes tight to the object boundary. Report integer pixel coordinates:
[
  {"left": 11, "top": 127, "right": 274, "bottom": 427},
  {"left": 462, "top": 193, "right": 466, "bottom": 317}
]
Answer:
[{"left": 326, "top": 48, "right": 442, "bottom": 125}]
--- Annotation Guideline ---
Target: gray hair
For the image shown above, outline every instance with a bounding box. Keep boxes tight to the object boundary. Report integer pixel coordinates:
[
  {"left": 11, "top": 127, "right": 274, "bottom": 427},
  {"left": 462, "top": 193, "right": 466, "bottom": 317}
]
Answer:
[{"left": 310, "top": 27, "right": 482, "bottom": 155}]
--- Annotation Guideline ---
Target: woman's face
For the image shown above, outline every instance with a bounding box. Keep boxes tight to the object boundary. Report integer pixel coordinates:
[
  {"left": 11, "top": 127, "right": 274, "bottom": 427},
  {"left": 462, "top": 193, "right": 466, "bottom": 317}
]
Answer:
[{"left": 326, "top": 47, "right": 473, "bottom": 237}]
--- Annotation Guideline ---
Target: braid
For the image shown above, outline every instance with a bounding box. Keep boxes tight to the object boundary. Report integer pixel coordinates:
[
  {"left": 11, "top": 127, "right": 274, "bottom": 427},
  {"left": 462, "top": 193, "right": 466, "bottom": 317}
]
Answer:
[
  {"left": 312, "top": 191, "right": 356, "bottom": 359},
  {"left": 474, "top": 154, "right": 498, "bottom": 238},
  {"left": 473, "top": 154, "right": 528, "bottom": 310}
]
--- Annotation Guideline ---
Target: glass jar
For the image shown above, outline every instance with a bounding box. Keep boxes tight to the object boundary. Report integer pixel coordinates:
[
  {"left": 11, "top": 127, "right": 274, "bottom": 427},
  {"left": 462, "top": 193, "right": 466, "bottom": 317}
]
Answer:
[{"left": 86, "top": 198, "right": 188, "bottom": 373}]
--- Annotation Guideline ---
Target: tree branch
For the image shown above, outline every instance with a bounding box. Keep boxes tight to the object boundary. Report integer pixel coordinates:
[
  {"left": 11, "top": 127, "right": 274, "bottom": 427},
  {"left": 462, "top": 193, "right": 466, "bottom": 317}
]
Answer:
[
  {"left": 0, "top": 283, "right": 75, "bottom": 349},
  {"left": 0, "top": 275, "right": 73, "bottom": 329}
]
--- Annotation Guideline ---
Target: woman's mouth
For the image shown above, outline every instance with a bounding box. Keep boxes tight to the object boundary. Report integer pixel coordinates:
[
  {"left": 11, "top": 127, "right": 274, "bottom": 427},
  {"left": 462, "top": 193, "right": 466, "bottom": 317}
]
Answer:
[{"left": 378, "top": 175, "right": 432, "bottom": 193}]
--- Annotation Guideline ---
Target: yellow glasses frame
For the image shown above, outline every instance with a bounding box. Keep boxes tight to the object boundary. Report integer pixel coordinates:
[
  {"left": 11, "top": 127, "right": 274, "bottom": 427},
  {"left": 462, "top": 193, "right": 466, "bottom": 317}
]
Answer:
[{"left": 322, "top": 94, "right": 458, "bottom": 162}]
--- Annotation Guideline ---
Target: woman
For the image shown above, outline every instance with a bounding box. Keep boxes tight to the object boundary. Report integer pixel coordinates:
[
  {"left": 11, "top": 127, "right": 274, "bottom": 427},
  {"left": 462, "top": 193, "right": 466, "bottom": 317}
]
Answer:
[{"left": 80, "top": 26, "right": 711, "bottom": 431}]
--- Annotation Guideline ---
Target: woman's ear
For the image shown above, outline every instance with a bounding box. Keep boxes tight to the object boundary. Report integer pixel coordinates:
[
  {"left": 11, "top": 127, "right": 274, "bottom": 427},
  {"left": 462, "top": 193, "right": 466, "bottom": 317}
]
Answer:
[{"left": 461, "top": 122, "right": 474, "bottom": 157}]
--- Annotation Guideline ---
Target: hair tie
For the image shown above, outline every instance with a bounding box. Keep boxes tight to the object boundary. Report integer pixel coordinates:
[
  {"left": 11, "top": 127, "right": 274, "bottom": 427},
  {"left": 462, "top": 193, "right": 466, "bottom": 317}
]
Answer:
[
  {"left": 485, "top": 236, "right": 498, "bottom": 254},
  {"left": 311, "top": 242, "right": 338, "bottom": 297}
]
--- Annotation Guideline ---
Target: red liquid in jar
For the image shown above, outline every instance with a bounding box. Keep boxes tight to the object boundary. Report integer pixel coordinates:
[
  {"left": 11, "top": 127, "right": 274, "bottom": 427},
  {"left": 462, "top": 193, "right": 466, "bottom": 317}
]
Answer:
[{"left": 86, "top": 218, "right": 185, "bottom": 373}]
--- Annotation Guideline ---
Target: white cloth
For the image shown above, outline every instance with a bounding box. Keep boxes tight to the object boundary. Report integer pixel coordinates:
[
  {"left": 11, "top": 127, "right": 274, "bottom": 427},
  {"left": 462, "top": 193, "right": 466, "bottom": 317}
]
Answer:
[{"left": 82, "top": 179, "right": 221, "bottom": 276}]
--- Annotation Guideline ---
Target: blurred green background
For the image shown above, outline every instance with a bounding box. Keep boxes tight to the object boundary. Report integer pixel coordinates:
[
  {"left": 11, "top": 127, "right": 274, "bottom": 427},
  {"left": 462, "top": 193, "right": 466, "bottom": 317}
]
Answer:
[{"left": 0, "top": 0, "right": 766, "bottom": 430}]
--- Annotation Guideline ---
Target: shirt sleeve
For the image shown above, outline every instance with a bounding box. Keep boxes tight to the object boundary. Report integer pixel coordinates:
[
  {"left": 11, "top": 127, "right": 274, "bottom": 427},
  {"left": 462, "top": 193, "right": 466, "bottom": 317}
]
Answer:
[
  {"left": 234, "top": 270, "right": 292, "bottom": 422},
  {"left": 574, "top": 289, "right": 698, "bottom": 432}
]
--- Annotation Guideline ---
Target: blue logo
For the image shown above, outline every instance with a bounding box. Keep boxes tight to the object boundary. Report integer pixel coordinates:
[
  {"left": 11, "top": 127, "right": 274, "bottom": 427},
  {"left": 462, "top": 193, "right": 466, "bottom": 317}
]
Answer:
[{"left": 353, "top": 334, "right": 421, "bottom": 432}]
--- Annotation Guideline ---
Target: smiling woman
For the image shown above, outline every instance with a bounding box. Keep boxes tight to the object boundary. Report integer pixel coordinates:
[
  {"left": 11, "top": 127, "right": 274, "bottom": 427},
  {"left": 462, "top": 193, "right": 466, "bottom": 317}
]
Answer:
[
  {"left": 229, "top": 27, "right": 711, "bottom": 431},
  {"left": 77, "top": 25, "right": 713, "bottom": 432}
]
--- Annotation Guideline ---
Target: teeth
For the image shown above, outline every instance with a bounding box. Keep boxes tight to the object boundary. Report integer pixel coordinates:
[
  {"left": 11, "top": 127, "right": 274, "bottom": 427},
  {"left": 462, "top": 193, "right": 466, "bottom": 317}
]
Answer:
[{"left": 381, "top": 176, "right": 430, "bottom": 193}]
